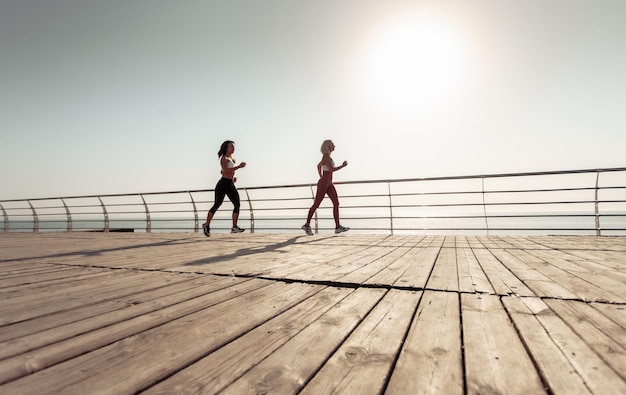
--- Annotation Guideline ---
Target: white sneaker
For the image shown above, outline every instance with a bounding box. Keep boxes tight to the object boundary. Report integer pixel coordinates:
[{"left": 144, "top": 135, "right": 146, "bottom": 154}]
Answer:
[
  {"left": 335, "top": 225, "right": 350, "bottom": 234},
  {"left": 301, "top": 224, "right": 313, "bottom": 235},
  {"left": 231, "top": 226, "right": 245, "bottom": 233}
]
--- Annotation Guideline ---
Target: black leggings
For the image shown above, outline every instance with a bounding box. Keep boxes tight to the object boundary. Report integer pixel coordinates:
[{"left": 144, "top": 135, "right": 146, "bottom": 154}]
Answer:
[{"left": 209, "top": 178, "right": 240, "bottom": 214}]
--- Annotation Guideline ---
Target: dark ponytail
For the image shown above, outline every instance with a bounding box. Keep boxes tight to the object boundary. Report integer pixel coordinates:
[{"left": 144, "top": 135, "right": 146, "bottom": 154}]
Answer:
[{"left": 218, "top": 140, "right": 234, "bottom": 157}]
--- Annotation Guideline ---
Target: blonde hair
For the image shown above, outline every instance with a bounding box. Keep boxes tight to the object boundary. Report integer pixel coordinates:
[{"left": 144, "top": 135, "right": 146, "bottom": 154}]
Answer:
[{"left": 320, "top": 140, "right": 334, "bottom": 155}]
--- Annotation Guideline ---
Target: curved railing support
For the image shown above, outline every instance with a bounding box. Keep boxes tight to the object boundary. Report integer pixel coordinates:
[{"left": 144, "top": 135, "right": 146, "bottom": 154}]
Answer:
[
  {"left": 0, "top": 203, "right": 8, "bottom": 232},
  {"left": 244, "top": 188, "right": 255, "bottom": 234},
  {"left": 98, "top": 197, "right": 109, "bottom": 232},
  {"left": 27, "top": 200, "right": 39, "bottom": 232},
  {"left": 189, "top": 192, "right": 199, "bottom": 233},
  {"left": 140, "top": 194, "right": 151, "bottom": 233},
  {"left": 61, "top": 198, "right": 72, "bottom": 232}
]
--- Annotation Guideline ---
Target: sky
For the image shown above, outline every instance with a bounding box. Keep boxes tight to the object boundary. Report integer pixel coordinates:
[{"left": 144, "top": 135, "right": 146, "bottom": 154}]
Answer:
[{"left": 2, "top": 0, "right": 625, "bottom": 200}]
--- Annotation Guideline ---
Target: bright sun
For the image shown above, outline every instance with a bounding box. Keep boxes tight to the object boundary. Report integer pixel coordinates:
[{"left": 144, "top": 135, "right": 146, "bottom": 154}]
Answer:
[{"left": 361, "top": 14, "right": 468, "bottom": 113}]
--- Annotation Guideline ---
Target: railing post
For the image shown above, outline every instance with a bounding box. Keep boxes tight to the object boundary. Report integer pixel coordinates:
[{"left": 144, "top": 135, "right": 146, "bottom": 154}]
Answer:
[
  {"left": 27, "top": 200, "right": 39, "bottom": 232},
  {"left": 0, "top": 203, "right": 8, "bottom": 232},
  {"left": 387, "top": 181, "right": 394, "bottom": 235},
  {"left": 98, "top": 197, "right": 109, "bottom": 232},
  {"left": 60, "top": 198, "right": 72, "bottom": 232},
  {"left": 481, "top": 177, "right": 489, "bottom": 235},
  {"left": 189, "top": 192, "right": 199, "bottom": 233},
  {"left": 140, "top": 194, "right": 151, "bottom": 233},
  {"left": 594, "top": 171, "right": 601, "bottom": 236},
  {"left": 310, "top": 185, "right": 318, "bottom": 234},
  {"left": 244, "top": 188, "right": 255, "bottom": 234}
]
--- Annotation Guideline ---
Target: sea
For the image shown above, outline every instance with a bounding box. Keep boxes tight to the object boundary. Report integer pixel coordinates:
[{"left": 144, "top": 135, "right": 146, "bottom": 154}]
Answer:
[{"left": 4, "top": 213, "right": 625, "bottom": 236}]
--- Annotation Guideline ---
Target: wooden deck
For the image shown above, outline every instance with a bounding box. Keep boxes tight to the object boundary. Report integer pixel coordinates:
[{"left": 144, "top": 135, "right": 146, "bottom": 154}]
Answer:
[{"left": 0, "top": 232, "right": 624, "bottom": 394}]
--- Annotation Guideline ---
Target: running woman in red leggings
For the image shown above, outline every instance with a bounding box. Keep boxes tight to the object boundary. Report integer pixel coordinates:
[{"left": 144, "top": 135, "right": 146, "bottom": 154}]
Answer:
[
  {"left": 302, "top": 139, "right": 350, "bottom": 235},
  {"left": 202, "top": 140, "right": 246, "bottom": 237}
]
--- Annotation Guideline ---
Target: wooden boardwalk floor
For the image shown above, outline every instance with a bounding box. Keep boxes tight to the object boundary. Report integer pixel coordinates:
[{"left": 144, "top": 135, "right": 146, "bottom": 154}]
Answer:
[{"left": 0, "top": 232, "right": 624, "bottom": 394}]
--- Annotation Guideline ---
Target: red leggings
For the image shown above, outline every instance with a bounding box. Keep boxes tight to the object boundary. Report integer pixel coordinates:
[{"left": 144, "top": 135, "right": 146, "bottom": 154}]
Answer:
[{"left": 306, "top": 172, "right": 340, "bottom": 228}]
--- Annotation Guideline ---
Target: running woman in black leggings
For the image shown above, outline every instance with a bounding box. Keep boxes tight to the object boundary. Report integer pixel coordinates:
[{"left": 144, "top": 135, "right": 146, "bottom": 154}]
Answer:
[{"left": 202, "top": 140, "right": 246, "bottom": 237}]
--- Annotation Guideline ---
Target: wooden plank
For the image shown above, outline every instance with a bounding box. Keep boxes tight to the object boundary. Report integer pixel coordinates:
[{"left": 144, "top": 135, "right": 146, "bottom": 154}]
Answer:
[
  {"left": 302, "top": 289, "right": 421, "bottom": 394},
  {"left": 386, "top": 290, "right": 463, "bottom": 394},
  {"left": 219, "top": 288, "right": 387, "bottom": 394},
  {"left": 0, "top": 268, "right": 115, "bottom": 294},
  {"left": 337, "top": 244, "right": 413, "bottom": 284},
  {"left": 475, "top": 236, "right": 508, "bottom": 249},
  {"left": 590, "top": 302, "right": 626, "bottom": 328},
  {"left": 0, "top": 278, "right": 276, "bottom": 386},
  {"left": 527, "top": 248, "right": 626, "bottom": 297},
  {"left": 517, "top": 297, "right": 626, "bottom": 394},
  {"left": 0, "top": 276, "right": 248, "bottom": 359},
  {"left": 461, "top": 294, "right": 545, "bottom": 394},
  {"left": 35, "top": 236, "right": 206, "bottom": 271},
  {"left": 567, "top": 257, "right": 626, "bottom": 284},
  {"left": 0, "top": 271, "right": 192, "bottom": 325},
  {"left": 0, "top": 265, "right": 78, "bottom": 283},
  {"left": 174, "top": 235, "right": 309, "bottom": 275},
  {"left": 0, "top": 261, "right": 46, "bottom": 272},
  {"left": 502, "top": 296, "right": 592, "bottom": 394},
  {"left": 508, "top": 248, "right": 625, "bottom": 302},
  {"left": 545, "top": 299, "right": 626, "bottom": 378},
  {"left": 143, "top": 286, "right": 354, "bottom": 394},
  {"left": 465, "top": 235, "right": 487, "bottom": 250},
  {"left": 392, "top": 246, "right": 441, "bottom": 289},
  {"left": 502, "top": 236, "right": 550, "bottom": 250},
  {"left": 0, "top": 273, "right": 208, "bottom": 341},
  {"left": 425, "top": 245, "right": 459, "bottom": 292},
  {"left": 364, "top": 246, "right": 418, "bottom": 286},
  {"left": 456, "top": 239, "right": 495, "bottom": 294},
  {"left": 565, "top": 249, "right": 626, "bottom": 267},
  {"left": 261, "top": 244, "right": 385, "bottom": 281},
  {"left": 471, "top": 248, "right": 535, "bottom": 296},
  {"left": 194, "top": 238, "right": 317, "bottom": 277},
  {"left": 303, "top": 246, "right": 391, "bottom": 281},
  {"left": 525, "top": 249, "right": 594, "bottom": 275},
  {"left": 490, "top": 249, "right": 580, "bottom": 299}
]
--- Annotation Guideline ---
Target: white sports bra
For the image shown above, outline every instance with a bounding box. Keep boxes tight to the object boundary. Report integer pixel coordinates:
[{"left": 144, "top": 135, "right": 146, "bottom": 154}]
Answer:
[
  {"left": 225, "top": 157, "right": 235, "bottom": 168},
  {"left": 321, "top": 158, "right": 335, "bottom": 172}
]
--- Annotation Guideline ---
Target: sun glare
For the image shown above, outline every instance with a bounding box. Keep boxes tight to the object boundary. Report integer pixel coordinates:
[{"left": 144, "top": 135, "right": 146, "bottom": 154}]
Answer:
[{"left": 361, "top": 14, "right": 468, "bottom": 114}]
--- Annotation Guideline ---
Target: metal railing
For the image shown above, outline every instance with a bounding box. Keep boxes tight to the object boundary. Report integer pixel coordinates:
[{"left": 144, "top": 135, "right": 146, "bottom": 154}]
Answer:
[{"left": 1, "top": 167, "right": 625, "bottom": 236}]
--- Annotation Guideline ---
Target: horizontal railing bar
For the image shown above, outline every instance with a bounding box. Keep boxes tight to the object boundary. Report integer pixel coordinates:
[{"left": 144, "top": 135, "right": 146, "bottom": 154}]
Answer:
[
  {"left": 388, "top": 200, "right": 623, "bottom": 208},
  {"left": 4, "top": 203, "right": 623, "bottom": 213},
  {"left": 392, "top": 187, "right": 614, "bottom": 196},
  {"left": 239, "top": 186, "right": 623, "bottom": 202},
  {"left": 3, "top": 208, "right": 624, "bottom": 216},
  {"left": 2, "top": 166, "right": 624, "bottom": 203},
  {"left": 246, "top": 167, "right": 626, "bottom": 191},
  {"left": 8, "top": 213, "right": 617, "bottom": 222},
  {"left": 13, "top": 186, "right": 626, "bottom": 208}
]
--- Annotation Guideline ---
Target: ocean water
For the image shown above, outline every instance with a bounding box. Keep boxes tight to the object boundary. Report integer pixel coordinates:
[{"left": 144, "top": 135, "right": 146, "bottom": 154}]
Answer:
[{"left": 4, "top": 213, "right": 625, "bottom": 236}]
